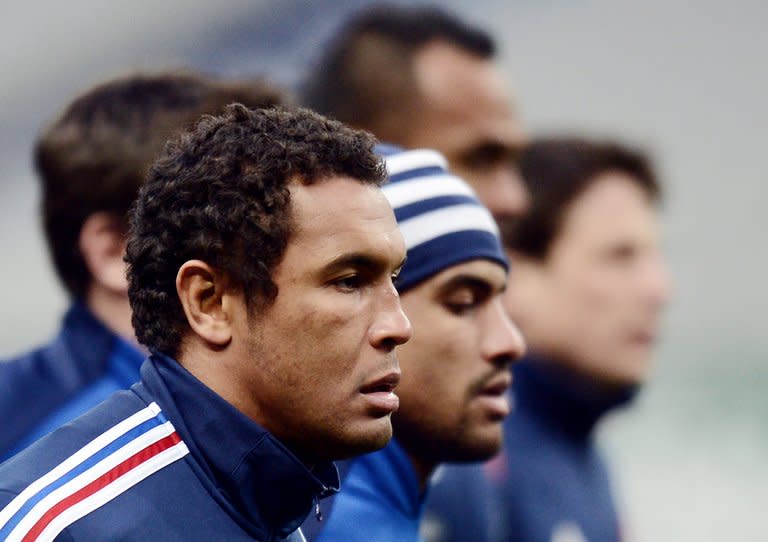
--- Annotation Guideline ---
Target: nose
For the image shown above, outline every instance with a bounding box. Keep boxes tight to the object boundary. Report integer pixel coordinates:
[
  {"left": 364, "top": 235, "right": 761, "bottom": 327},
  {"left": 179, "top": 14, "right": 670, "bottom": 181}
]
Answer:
[
  {"left": 643, "top": 251, "right": 672, "bottom": 311},
  {"left": 369, "top": 283, "right": 413, "bottom": 351},
  {"left": 484, "top": 166, "right": 529, "bottom": 222},
  {"left": 481, "top": 297, "right": 526, "bottom": 367}
]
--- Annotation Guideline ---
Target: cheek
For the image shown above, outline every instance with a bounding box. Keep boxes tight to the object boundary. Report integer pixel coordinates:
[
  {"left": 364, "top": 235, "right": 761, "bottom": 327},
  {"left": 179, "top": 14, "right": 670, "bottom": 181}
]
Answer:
[
  {"left": 398, "top": 325, "right": 474, "bottom": 409},
  {"left": 557, "top": 265, "right": 625, "bottom": 324},
  {"left": 274, "top": 300, "right": 368, "bottom": 384},
  {"left": 557, "top": 281, "right": 635, "bottom": 369},
  {"left": 564, "top": 284, "right": 623, "bottom": 348}
]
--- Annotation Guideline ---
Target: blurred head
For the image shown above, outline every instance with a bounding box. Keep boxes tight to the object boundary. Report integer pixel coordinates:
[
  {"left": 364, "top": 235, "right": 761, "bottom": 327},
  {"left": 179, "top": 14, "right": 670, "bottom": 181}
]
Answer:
[
  {"left": 127, "top": 106, "right": 412, "bottom": 463},
  {"left": 378, "top": 147, "right": 525, "bottom": 479},
  {"left": 302, "top": 4, "right": 527, "bottom": 222},
  {"left": 36, "top": 72, "right": 285, "bottom": 303},
  {"left": 504, "top": 138, "right": 670, "bottom": 388}
]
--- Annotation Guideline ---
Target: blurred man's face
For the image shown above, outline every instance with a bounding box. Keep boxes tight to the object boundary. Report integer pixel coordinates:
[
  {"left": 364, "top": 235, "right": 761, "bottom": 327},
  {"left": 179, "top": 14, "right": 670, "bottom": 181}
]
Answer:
[
  {"left": 507, "top": 172, "right": 670, "bottom": 387},
  {"left": 407, "top": 41, "right": 528, "bottom": 223},
  {"left": 393, "top": 259, "right": 525, "bottom": 475},
  {"left": 228, "top": 176, "right": 412, "bottom": 463}
]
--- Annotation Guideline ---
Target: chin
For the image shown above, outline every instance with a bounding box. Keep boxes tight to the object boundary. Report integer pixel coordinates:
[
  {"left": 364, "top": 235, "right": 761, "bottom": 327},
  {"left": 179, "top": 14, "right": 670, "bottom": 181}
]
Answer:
[
  {"left": 586, "top": 350, "right": 651, "bottom": 388},
  {"left": 607, "top": 359, "right": 651, "bottom": 387},
  {"left": 445, "top": 428, "right": 503, "bottom": 463},
  {"left": 328, "top": 419, "right": 394, "bottom": 461}
]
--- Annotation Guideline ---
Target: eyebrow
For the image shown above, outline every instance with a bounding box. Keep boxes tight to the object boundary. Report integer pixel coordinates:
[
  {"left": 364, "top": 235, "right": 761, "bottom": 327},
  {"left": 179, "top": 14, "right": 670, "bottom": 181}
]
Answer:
[
  {"left": 435, "top": 273, "right": 506, "bottom": 296},
  {"left": 322, "top": 252, "right": 407, "bottom": 276}
]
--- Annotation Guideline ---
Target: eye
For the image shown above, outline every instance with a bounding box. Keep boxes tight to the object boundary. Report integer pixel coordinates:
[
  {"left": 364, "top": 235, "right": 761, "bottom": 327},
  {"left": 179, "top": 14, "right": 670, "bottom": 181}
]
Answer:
[
  {"left": 462, "top": 143, "right": 515, "bottom": 172},
  {"left": 443, "top": 289, "right": 480, "bottom": 315},
  {"left": 606, "top": 243, "right": 638, "bottom": 263},
  {"left": 333, "top": 274, "right": 362, "bottom": 292}
]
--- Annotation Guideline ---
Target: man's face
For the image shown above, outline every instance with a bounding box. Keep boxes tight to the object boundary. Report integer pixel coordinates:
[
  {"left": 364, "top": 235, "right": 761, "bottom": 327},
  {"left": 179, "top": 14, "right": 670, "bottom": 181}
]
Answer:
[
  {"left": 229, "top": 176, "right": 412, "bottom": 463},
  {"left": 508, "top": 172, "right": 670, "bottom": 387},
  {"left": 392, "top": 259, "right": 525, "bottom": 466},
  {"left": 407, "top": 41, "right": 528, "bottom": 222}
]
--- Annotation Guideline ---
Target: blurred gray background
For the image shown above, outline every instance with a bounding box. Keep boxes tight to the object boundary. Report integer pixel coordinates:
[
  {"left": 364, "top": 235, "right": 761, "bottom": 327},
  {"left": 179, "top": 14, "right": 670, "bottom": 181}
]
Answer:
[{"left": 1, "top": 1, "right": 765, "bottom": 539}]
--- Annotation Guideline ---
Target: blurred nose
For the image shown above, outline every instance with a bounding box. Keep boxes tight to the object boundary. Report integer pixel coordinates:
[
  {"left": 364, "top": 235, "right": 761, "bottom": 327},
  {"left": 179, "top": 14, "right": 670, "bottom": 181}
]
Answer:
[
  {"left": 481, "top": 297, "right": 527, "bottom": 367},
  {"left": 369, "top": 283, "right": 413, "bottom": 351},
  {"left": 643, "top": 252, "right": 672, "bottom": 311},
  {"left": 487, "top": 167, "right": 530, "bottom": 221}
]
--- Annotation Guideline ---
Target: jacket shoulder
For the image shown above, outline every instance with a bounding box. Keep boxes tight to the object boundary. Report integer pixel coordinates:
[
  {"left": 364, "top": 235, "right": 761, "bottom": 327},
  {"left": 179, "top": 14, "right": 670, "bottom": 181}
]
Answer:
[
  {"left": 0, "top": 390, "right": 185, "bottom": 541},
  {"left": 0, "top": 390, "right": 145, "bottom": 481},
  {"left": 0, "top": 332, "right": 88, "bottom": 454}
]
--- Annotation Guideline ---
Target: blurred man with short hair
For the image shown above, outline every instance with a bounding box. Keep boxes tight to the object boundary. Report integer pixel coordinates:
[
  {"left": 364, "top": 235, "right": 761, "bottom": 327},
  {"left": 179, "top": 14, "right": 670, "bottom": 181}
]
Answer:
[
  {"left": 302, "top": 4, "right": 528, "bottom": 223},
  {"left": 0, "top": 73, "right": 284, "bottom": 459},
  {"left": 424, "top": 137, "right": 671, "bottom": 542}
]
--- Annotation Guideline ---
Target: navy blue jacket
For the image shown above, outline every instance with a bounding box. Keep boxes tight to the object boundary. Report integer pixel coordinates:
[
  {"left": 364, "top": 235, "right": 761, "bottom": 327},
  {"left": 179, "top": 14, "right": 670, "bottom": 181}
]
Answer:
[
  {"left": 0, "top": 353, "right": 339, "bottom": 541},
  {"left": 423, "top": 358, "right": 635, "bottom": 542},
  {"left": 0, "top": 303, "right": 144, "bottom": 460},
  {"left": 304, "top": 438, "right": 426, "bottom": 542}
]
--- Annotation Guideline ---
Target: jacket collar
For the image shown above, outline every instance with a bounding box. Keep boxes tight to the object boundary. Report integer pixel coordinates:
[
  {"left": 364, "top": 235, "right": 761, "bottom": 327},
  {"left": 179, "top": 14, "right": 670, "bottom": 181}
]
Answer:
[
  {"left": 139, "top": 353, "right": 339, "bottom": 540},
  {"left": 512, "top": 355, "right": 638, "bottom": 440},
  {"left": 58, "top": 303, "right": 143, "bottom": 385}
]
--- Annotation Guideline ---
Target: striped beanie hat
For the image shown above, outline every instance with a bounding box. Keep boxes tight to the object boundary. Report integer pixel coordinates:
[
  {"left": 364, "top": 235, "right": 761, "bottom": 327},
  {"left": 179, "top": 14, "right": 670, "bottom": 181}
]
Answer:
[{"left": 378, "top": 144, "right": 508, "bottom": 293}]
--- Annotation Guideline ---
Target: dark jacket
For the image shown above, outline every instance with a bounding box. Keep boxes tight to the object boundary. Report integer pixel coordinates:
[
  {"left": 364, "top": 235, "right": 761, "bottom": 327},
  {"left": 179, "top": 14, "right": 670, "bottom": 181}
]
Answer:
[
  {"left": 0, "top": 353, "right": 339, "bottom": 541},
  {"left": 423, "top": 357, "right": 635, "bottom": 542},
  {"left": 0, "top": 303, "right": 144, "bottom": 460}
]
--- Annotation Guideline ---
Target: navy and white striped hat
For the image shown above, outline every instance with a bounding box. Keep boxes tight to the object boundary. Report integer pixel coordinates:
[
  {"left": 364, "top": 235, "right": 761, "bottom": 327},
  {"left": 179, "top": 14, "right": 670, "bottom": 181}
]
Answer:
[{"left": 378, "top": 144, "right": 508, "bottom": 293}]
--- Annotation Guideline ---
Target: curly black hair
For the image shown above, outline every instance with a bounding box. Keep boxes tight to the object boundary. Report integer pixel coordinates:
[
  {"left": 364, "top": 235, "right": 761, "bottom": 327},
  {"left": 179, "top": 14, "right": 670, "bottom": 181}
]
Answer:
[{"left": 126, "top": 104, "right": 386, "bottom": 356}]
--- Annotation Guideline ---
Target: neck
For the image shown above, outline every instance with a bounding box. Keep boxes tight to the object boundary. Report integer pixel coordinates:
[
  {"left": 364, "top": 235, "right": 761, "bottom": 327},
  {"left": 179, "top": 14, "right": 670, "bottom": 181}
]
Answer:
[
  {"left": 514, "top": 356, "right": 639, "bottom": 439},
  {"left": 405, "top": 449, "right": 437, "bottom": 491},
  {"left": 85, "top": 283, "right": 136, "bottom": 345},
  {"left": 177, "top": 341, "right": 318, "bottom": 470}
]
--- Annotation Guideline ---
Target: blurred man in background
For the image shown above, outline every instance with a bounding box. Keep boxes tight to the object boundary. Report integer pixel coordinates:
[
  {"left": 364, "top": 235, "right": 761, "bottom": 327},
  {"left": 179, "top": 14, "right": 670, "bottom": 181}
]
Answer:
[
  {"left": 301, "top": 3, "right": 528, "bottom": 224},
  {"left": 0, "top": 105, "right": 411, "bottom": 541},
  {"left": 303, "top": 146, "right": 526, "bottom": 542},
  {"left": 424, "top": 137, "right": 671, "bottom": 542},
  {"left": 0, "top": 73, "right": 284, "bottom": 460}
]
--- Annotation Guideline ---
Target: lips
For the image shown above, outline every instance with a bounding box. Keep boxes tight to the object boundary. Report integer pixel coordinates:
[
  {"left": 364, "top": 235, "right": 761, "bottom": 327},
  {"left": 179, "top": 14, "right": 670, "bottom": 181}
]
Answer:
[
  {"left": 474, "top": 371, "right": 513, "bottom": 419},
  {"left": 478, "top": 372, "right": 512, "bottom": 396},
  {"left": 360, "top": 371, "right": 401, "bottom": 394},
  {"left": 360, "top": 371, "right": 401, "bottom": 414},
  {"left": 629, "top": 327, "right": 658, "bottom": 347}
]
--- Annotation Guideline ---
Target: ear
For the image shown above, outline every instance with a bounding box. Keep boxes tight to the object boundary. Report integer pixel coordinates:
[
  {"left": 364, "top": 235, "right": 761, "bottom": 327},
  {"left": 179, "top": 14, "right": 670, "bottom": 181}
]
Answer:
[
  {"left": 79, "top": 212, "right": 128, "bottom": 294},
  {"left": 504, "top": 249, "right": 547, "bottom": 321},
  {"left": 176, "top": 260, "right": 233, "bottom": 348}
]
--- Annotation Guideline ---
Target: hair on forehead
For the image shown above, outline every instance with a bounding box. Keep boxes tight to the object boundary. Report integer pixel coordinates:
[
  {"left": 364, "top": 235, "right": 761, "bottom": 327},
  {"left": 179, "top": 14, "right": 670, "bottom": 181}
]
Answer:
[{"left": 504, "top": 137, "right": 659, "bottom": 260}]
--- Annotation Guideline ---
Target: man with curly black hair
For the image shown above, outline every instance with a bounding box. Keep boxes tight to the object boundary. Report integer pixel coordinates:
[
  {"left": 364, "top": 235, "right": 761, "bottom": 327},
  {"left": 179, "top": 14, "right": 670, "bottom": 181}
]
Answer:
[{"left": 0, "top": 105, "right": 412, "bottom": 541}]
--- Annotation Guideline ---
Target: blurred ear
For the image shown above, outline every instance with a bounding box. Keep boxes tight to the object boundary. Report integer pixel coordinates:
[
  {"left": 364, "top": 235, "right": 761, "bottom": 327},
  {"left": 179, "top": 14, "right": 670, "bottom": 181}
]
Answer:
[
  {"left": 79, "top": 212, "right": 128, "bottom": 294},
  {"left": 176, "top": 260, "right": 233, "bottom": 348},
  {"left": 504, "top": 249, "right": 547, "bottom": 322}
]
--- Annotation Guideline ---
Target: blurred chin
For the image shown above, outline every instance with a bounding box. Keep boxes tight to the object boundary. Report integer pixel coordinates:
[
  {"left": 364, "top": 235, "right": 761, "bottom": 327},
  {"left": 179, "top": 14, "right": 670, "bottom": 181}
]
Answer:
[
  {"left": 446, "top": 425, "right": 504, "bottom": 463},
  {"left": 592, "top": 352, "right": 652, "bottom": 388}
]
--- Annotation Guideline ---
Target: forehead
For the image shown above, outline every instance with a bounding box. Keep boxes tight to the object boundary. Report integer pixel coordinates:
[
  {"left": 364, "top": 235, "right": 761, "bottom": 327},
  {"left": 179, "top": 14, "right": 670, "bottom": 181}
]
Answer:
[
  {"left": 287, "top": 176, "right": 405, "bottom": 263},
  {"left": 556, "top": 172, "right": 659, "bottom": 248},
  {"left": 409, "top": 41, "right": 524, "bottom": 150}
]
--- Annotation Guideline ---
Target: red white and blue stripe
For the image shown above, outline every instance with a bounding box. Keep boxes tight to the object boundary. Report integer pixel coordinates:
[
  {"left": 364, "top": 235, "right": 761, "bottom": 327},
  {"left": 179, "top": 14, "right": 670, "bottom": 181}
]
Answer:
[
  {"left": 377, "top": 145, "right": 508, "bottom": 293},
  {"left": 0, "top": 402, "right": 188, "bottom": 542}
]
